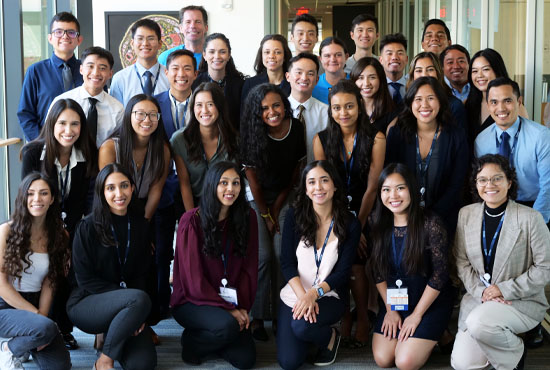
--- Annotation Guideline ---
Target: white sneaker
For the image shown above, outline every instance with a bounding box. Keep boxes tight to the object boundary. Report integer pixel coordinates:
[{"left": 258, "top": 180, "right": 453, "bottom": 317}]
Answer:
[{"left": 0, "top": 342, "right": 24, "bottom": 370}]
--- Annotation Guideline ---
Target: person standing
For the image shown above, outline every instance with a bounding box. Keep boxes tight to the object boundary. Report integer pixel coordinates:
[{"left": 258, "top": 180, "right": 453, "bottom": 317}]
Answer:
[{"left": 344, "top": 14, "right": 380, "bottom": 74}]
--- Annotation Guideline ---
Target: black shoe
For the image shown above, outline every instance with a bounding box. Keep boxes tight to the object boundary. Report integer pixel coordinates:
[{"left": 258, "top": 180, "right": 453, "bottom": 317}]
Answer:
[
  {"left": 514, "top": 346, "right": 527, "bottom": 370},
  {"left": 313, "top": 328, "right": 341, "bottom": 366},
  {"left": 181, "top": 346, "right": 201, "bottom": 366},
  {"left": 252, "top": 325, "right": 269, "bottom": 341},
  {"left": 524, "top": 324, "right": 544, "bottom": 349},
  {"left": 62, "top": 333, "right": 79, "bottom": 350}
]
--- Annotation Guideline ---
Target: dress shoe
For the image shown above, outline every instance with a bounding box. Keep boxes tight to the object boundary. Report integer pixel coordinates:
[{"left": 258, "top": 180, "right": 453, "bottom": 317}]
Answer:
[
  {"left": 62, "top": 333, "right": 79, "bottom": 350},
  {"left": 524, "top": 324, "right": 544, "bottom": 349}
]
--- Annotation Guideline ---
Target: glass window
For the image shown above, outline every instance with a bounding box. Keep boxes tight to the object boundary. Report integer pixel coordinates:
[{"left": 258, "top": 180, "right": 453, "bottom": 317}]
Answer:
[
  {"left": 0, "top": 5, "right": 6, "bottom": 222},
  {"left": 542, "top": 2, "right": 550, "bottom": 127},
  {"left": 22, "top": 0, "right": 52, "bottom": 73}
]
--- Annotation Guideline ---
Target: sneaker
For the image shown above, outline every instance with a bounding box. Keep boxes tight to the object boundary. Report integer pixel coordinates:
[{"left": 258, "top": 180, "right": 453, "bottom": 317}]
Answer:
[
  {"left": 0, "top": 342, "right": 24, "bottom": 370},
  {"left": 313, "top": 328, "right": 341, "bottom": 366}
]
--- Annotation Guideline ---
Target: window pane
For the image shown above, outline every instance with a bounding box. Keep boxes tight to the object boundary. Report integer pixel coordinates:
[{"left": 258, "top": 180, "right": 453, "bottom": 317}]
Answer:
[
  {"left": 22, "top": 0, "right": 52, "bottom": 73},
  {"left": 541, "top": 2, "right": 550, "bottom": 127}
]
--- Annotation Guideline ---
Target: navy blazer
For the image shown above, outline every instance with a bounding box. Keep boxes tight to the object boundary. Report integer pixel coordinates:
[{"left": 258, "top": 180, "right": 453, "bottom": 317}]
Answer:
[
  {"left": 241, "top": 72, "right": 291, "bottom": 110},
  {"left": 386, "top": 123, "right": 469, "bottom": 235}
]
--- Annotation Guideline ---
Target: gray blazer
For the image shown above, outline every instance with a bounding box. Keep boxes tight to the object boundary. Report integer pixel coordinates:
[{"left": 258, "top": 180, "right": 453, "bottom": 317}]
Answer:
[{"left": 454, "top": 200, "right": 550, "bottom": 330}]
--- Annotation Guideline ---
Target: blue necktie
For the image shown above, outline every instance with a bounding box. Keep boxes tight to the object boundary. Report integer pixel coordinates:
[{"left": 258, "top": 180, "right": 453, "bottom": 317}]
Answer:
[
  {"left": 143, "top": 71, "right": 153, "bottom": 96},
  {"left": 389, "top": 82, "right": 403, "bottom": 105},
  {"left": 62, "top": 63, "right": 73, "bottom": 91},
  {"left": 499, "top": 131, "right": 511, "bottom": 161}
]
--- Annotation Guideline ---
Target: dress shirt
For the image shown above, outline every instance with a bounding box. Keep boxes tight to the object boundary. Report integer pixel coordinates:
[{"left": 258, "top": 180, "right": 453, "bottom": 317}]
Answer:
[
  {"left": 50, "top": 86, "right": 123, "bottom": 147},
  {"left": 475, "top": 117, "right": 550, "bottom": 222},
  {"left": 168, "top": 92, "right": 190, "bottom": 132},
  {"left": 157, "top": 44, "right": 202, "bottom": 69},
  {"left": 344, "top": 54, "right": 377, "bottom": 74},
  {"left": 445, "top": 76, "right": 470, "bottom": 102},
  {"left": 386, "top": 75, "right": 407, "bottom": 102},
  {"left": 312, "top": 73, "right": 350, "bottom": 105},
  {"left": 40, "top": 145, "right": 85, "bottom": 196},
  {"left": 110, "top": 62, "right": 169, "bottom": 106},
  {"left": 17, "top": 54, "right": 83, "bottom": 141},
  {"left": 288, "top": 95, "right": 329, "bottom": 163}
]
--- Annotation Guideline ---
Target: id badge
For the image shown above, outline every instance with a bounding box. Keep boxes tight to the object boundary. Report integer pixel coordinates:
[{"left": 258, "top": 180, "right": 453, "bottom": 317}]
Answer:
[
  {"left": 219, "top": 286, "right": 238, "bottom": 306},
  {"left": 386, "top": 288, "right": 409, "bottom": 311}
]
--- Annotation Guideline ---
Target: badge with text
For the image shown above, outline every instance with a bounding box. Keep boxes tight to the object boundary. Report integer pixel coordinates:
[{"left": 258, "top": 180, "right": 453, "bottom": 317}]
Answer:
[
  {"left": 219, "top": 278, "right": 238, "bottom": 306},
  {"left": 386, "top": 279, "right": 408, "bottom": 311}
]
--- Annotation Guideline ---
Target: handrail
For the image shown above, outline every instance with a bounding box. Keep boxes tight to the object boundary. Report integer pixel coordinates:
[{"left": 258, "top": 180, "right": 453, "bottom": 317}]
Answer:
[{"left": 0, "top": 138, "right": 22, "bottom": 148}]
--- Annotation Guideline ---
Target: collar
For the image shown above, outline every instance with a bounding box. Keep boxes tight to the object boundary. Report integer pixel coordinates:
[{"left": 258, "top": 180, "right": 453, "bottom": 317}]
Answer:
[
  {"left": 288, "top": 94, "right": 315, "bottom": 110},
  {"left": 78, "top": 86, "right": 106, "bottom": 103},
  {"left": 169, "top": 91, "right": 191, "bottom": 105},
  {"left": 444, "top": 76, "right": 470, "bottom": 95},
  {"left": 494, "top": 117, "right": 521, "bottom": 138},
  {"left": 41, "top": 145, "right": 85, "bottom": 167},
  {"left": 51, "top": 53, "right": 77, "bottom": 68},
  {"left": 386, "top": 75, "right": 407, "bottom": 86},
  {"left": 134, "top": 61, "right": 160, "bottom": 76}
]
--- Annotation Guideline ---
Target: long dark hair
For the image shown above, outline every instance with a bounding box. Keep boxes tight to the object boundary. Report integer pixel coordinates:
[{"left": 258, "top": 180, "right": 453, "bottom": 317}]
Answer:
[
  {"left": 240, "top": 83, "right": 292, "bottom": 179},
  {"left": 92, "top": 163, "right": 136, "bottom": 246},
  {"left": 2, "top": 172, "right": 68, "bottom": 289},
  {"left": 370, "top": 163, "right": 425, "bottom": 278},
  {"left": 293, "top": 161, "right": 351, "bottom": 248},
  {"left": 406, "top": 52, "right": 453, "bottom": 96},
  {"left": 199, "top": 161, "right": 250, "bottom": 258},
  {"left": 110, "top": 94, "right": 168, "bottom": 180},
  {"left": 184, "top": 82, "right": 238, "bottom": 162},
  {"left": 349, "top": 57, "right": 395, "bottom": 122},
  {"left": 26, "top": 99, "right": 97, "bottom": 177},
  {"left": 325, "top": 80, "right": 378, "bottom": 180},
  {"left": 198, "top": 33, "right": 245, "bottom": 79},
  {"left": 397, "top": 76, "right": 453, "bottom": 141},
  {"left": 253, "top": 34, "right": 292, "bottom": 75}
]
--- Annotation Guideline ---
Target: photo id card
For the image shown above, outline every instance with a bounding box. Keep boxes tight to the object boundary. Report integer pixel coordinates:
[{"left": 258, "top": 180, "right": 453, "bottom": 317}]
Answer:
[
  {"left": 219, "top": 286, "right": 238, "bottom": 306},
  {"left": 386, "top": 288, "right": 408, "bottom": 311}
]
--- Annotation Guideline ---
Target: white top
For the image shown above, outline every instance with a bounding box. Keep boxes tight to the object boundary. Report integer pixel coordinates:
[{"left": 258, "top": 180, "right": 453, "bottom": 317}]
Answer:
[
  {"left": 280, "top": 238, "right": 340, "bottom": 308},
  {"left": 49, "top": 86, "right": 124, "bottom": 147},
  {"left": 40, "top": 146, "right": 85, "bottom": 196},
  {"left": 11, "top": 252, "right": 49, "bottom": 292},
  {"left": 288, "top": 95, "right": 329, "bottom": 163},
  {"left": 110, "top": 61, "right": 169, "bottom": 106}
]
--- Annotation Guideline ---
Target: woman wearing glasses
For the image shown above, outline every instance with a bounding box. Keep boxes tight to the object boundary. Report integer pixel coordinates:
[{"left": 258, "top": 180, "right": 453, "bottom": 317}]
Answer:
[
  {"left": 451, "top": 154, "right": 550, "bottom": 370},
  {"left": 99, "top": 94, "right": 171, "bottom": 221}
]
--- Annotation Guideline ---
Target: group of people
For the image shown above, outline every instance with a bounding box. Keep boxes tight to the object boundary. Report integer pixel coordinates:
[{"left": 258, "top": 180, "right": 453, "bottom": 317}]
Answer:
[{"left": 1, "top": 5, "right": 549, "bottom": 370}]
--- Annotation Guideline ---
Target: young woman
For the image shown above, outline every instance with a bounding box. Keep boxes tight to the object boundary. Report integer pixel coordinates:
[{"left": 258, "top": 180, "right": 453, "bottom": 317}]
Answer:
[
  {"left": 192, "top": 33, "right": 245, "bottom": 130},
  {"left": 465, "top": 48, "right": 528, "bottom": 145},
  {"left": 68, "top": 164, "right": 158, "bottom": 370},
  {"left": 386, "top": 77, "right": 468, "bottom": 236},
  {"left": 277, "top": 161, "right": 360, "bottom": 369},
  {"left": 170, "top": 82, "right": 239, "bottom": 211},
  {"left": 312, "top": 37, "right": 349, "bottom": 104},
  {"left": 452, "top": 154, "right": 550, "bottom": 370},
  {"left": 406, "top": 52, "right": 468, "bottom": 133},
  {"left": 370, "top": 163, "right": 454, "bottom": 370},
  {"left": 313, "top": 80, "right": 385, "bottom": 347},
  {"left": 99, "top": 94, "right": 171, "bottom": 221},
  {"left": 171, "top": 161, "right": 258, "bottom": 368},
  {"left": 241, "top": 34, "right": 292, "bottom": 102},
  {"left": 20, "top": 98, "right": 97, "bottom": 350},
  {"left": 0, "top": 173, "right": 71, "bottom": 370},
  {"left": 350, "top": 57, "right": 397, "bottom": 135},
  {"left": 240, "top": 83, "right": 306, "bottom": 340}
]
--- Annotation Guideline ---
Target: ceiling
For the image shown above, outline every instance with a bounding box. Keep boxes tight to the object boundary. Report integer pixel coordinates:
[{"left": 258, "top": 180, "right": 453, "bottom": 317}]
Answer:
[{"left": 285, "top": 0, "right": 379, "bottom": 17}]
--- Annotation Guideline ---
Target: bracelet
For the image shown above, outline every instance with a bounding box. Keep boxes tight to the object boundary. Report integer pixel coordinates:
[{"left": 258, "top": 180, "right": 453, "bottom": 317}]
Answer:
[{"left": 260, "top": 209, "right": 275, "bottom": 224}]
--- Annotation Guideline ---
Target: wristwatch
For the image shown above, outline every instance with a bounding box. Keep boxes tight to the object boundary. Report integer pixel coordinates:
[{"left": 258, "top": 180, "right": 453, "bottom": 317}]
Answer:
[{"left": 314, "top": 284, "right": 325, "bottom": 299}]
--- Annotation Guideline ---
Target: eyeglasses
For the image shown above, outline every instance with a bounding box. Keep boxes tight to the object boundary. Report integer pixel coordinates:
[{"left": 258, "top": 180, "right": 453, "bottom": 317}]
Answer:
[
  {"left": 475, "top": 175, "right": 505, "bottom": 187},
  {"left": 132, "top": 111, "right": 161, "bottom": 122},
  {"left": 51, "top": 29, "right": 80, "bottom": 39}
]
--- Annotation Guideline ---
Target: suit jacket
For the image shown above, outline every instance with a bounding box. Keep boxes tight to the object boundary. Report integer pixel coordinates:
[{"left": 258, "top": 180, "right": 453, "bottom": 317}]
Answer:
[{"left": 454, "top": 200, "right": 550, "bottom": 330}]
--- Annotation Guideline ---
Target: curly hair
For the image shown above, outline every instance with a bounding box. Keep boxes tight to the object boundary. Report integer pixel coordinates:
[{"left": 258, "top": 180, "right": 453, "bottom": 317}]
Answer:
[
  {"left": 253, "top": 34, "right": 292, "bottom": 75},
  {"left": 2, "top": 172, "right": 69, "bottom": 290},
  {"left": 199, "top": 161, "right": 250, "bottom": 258},
  {"left": 240, "top": 83, "right": 292, "bottom": 180},
  {"left": 293, "top": 161, "right": 351, "bottom": 249},
  {"left": 325, "top": 80, "right": 378, "bottom": 180},
  {"left": 470, "top": 154, "right": 518, "bottom": 202}
]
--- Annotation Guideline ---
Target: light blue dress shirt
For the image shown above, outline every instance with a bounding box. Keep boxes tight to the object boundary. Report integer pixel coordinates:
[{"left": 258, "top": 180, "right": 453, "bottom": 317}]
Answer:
[
  {"left": 109, "top": 62, "right": 169, "bottom": 106},
  {"left": 386, "top": 75, "right": 407, "bottom": 101}
]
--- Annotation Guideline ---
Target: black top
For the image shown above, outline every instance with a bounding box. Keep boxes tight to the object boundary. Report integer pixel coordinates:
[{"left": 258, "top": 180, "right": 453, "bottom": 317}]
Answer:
[
  {"left": 481, "top": 200, "right": 508, "bottom": 275},
  {"left": 241, "top": 72, "right": 291, "bottom": 109},
  {"left": 373, "top": 105, "right": 401, "bottom": 135},
  {"left": 192, "top": 72, "right": 244, "bottom": 131}
]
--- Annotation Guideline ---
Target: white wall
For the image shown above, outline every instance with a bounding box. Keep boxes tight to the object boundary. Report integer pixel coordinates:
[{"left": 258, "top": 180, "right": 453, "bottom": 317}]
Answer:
[{"left": 92, "top": 0, "right": 265, "bottom": 76}]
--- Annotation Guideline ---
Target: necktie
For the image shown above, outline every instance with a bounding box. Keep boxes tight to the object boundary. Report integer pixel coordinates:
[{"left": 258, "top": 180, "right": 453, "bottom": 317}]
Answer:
[
  {"left": 62, "top": 63, "right": 73, "bottom": 92},
  {"left": 389, "top": 82, "right": 403, "bottom": 105},
  {"left": 499, "top": 131, "right": 511, "bottom": 161},
  {"left": 297, "top": 105, "right": 306, "bottom": 126},
  {"left": 87, "top": 98, "right": 98, "bottom": 144},
  {"left": 176, "top": 102, "right": 186, "bottom": 130},
  {"left": 143, "top": 71, "right": 153, "bottom": 96}
]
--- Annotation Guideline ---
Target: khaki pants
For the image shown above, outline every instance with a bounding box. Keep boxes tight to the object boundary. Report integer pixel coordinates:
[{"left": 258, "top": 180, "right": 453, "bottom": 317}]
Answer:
[{"left": 451, "top": 301, "right": 538, "bottom": 370}]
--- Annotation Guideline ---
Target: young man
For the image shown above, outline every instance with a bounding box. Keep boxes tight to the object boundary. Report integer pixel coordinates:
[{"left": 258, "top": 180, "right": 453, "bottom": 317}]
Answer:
[
  {"left": 285, "top": 53, "right": 328, "bottom": 162},
  {"left": 18, "top": 12, "right": 83, "bottom": 141},
  {"left": 440, "top": 44, "right": 471, "bottom": 102},
  {"left": 421, "top": 19, "right": 452, "bottom": 56},
  {"left": 158, "top": 5, "right": 207, "bottom": 68},
  {"left": 153, "top": 49, "right": 197, "bottom": 319},
  {"left": 49, "top": 47, "right": 123, "bottom": 148},
  {"left": 289, "top": 14, "right": 324, "bottom": 75},
  {"left": 110, "top": 18, "right": 169, "bottom": 105},
  {"left": 344, "top": 14, "right": 380, "bottom": 74},
  {"left": 379, "top": 33, "right": 408, "bottom": 105}
]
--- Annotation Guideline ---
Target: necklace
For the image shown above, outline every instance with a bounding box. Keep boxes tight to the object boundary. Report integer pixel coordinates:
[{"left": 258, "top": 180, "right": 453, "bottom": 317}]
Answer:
[{"left": 484, "top": 209, "right": 505, "bottom": 218}]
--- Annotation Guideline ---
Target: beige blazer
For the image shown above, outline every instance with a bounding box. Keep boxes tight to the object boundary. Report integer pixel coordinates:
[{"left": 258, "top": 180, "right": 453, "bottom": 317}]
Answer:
[{"left": 454, "top": 200, "right": 550, "bottom": 330}]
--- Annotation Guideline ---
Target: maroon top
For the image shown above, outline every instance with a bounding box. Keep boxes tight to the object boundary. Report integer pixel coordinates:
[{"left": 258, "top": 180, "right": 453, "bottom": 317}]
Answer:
[{"left": 170, "top": 207, "right": 259, "bottom": 311}]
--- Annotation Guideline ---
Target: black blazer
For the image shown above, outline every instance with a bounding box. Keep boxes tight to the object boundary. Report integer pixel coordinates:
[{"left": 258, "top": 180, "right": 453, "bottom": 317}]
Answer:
[
  {"left": 192, "top": 72, "right": 244, "bottom": 130},
  {"left": 21, "top": 141, "right": 91, "bottom": 236},
  {"left": 386, "top": 124, "right": 469, "bottom": 234},
  {"left": 241, "top": 72, "right": 291, "bottom": 108}
]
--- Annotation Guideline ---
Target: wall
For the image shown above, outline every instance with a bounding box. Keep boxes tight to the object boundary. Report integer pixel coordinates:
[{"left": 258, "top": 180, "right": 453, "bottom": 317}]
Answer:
[{"left": 91, "top": 0, "right": 265, "bottom": 76}]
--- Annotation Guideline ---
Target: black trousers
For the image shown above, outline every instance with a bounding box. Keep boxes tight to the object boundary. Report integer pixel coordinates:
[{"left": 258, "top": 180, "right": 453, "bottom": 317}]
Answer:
[{"left": 172, "top": 302, "right": 256, "bottom": 369}]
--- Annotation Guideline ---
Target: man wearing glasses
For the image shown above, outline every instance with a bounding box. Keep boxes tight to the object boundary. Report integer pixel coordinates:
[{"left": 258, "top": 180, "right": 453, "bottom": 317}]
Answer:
[{"left": 18, "top": 12, "right": 83, "bottom": 141}]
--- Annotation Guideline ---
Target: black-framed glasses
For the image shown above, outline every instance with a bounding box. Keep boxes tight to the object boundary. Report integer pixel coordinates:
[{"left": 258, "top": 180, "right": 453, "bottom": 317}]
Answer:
[
  {"left": 132, "top": 111, "right": 161, "bottom": 122},
  {"left": 51, "top": 29, "right": 80, "bottom": 39},
  {"left": 475, "top": 175, "right": 505, "bottom": 187}
]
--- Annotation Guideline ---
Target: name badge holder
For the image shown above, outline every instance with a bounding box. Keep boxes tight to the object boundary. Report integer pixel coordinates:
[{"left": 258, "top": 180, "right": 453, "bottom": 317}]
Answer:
[
  {"left": 387, "top": 279, "right": 409, "bottom": 311},
  {"left": 219, "top": 239, "right": 238, "bottom": 306},
  {"left": 479, "top": 273, "right": 491, "bottom": 288},
  {"left": 341, "top": 135, "right": 357, "bottom": 217},
  {"left": 111, "top": 221, "right": 131, "bottom": 289}
]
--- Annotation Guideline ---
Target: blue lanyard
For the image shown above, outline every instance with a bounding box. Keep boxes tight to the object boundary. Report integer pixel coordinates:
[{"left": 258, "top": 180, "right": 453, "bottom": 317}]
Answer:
[
  {"left": 313, "top": 218, "right": 334, "bottom": 285},
  {"left": 111, "top": 220, "right": 131, "bottom": 287},
  {"left": 220, "top": 235, "right": 231, "bottom": 278},
  {"left": 341, "top": 134, "right": 357, "bottom": 194},
  {"left": 134, "top": 64, "right": 161, "bottom": 95},
  {"left": 391, "top": 230, "right": 406, "bottom": 276},
  {"left": 173, "top": 96, "right": 189, "bottom": 131},
  {"left": 495, "top": 120, "right": 522, "bottom": 166},
  {"left": 482, "top": 213, "right": 505, "bottom": 272},
  {"left": 58, "top": 158, "right": 71, "bottom": 215},
  {"left": 415, "top": 125, "right": 439, "bottom": 198}
]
